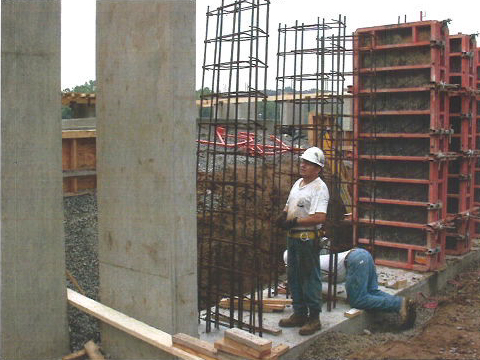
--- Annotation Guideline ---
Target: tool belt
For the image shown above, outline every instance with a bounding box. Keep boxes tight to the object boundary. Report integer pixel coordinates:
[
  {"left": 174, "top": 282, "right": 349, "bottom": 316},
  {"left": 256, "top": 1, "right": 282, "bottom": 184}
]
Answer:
[{"left": 288, "top": 229, "right": 324, "bottom": 241}]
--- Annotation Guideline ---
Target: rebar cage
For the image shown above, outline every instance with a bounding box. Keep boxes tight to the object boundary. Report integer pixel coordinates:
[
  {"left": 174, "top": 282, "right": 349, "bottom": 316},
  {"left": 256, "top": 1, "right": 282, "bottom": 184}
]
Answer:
[
  {"left": 196, "top": 0, "right": 271, "bottom": 334},
  {"left": 273, "top": 16, "right": 356, "bottom": 311}
]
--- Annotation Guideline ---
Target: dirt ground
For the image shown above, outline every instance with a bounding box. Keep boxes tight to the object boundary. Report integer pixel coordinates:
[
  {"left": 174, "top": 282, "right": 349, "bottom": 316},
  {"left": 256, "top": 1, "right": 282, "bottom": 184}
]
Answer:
[{"left": 301, "top": 260, "right": 480, "bottom": 360}]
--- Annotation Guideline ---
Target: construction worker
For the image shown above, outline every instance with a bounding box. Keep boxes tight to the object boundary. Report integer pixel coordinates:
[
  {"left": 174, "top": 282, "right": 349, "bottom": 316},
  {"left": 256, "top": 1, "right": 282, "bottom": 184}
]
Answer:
[
  {"left": 276, "top": 146, "right": 328, "bottom": 336},
  {"left": 283, "top": 247, "right": 416, "bottom": 328},
  {"left": 342, "top": 248, "right": 416, "bottom": 328}
]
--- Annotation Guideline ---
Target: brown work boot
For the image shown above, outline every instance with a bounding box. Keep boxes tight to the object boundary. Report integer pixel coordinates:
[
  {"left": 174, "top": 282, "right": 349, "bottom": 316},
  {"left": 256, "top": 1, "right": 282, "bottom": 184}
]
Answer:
[
  {"left": 298, "top": 315, "right": 322, "bottom": 336},
  {"left": 278, "top": 313, "right": 308, "bottom": 328}
]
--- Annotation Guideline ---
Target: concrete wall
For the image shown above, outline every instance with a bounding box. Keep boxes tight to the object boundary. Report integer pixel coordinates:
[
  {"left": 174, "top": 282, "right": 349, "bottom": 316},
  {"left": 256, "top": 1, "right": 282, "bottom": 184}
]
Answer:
[
  {"left": 96, "top": 1, "right": 197, "bottom": 359},
  {"left": 1, "top": 1, "right": 69, "bottom": 359}
]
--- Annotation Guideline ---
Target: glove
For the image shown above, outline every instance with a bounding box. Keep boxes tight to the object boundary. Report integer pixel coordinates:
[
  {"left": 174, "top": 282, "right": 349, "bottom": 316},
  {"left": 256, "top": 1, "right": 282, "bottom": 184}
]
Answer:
[
  {"left": 281, "top": 217, "right": 298, "bottom": 230},
  {"left": 275, "top": 212, "right": 287, "bottom": 228}
]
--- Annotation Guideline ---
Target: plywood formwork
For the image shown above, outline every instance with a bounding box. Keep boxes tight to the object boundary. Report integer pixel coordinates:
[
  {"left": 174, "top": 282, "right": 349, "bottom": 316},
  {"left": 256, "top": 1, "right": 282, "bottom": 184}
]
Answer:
[
  {"left": 353, "top": 21, "right": 450, "bottom": 271},
  {"left": 62, "top": 129, "right": 97, "bottom": 195}
]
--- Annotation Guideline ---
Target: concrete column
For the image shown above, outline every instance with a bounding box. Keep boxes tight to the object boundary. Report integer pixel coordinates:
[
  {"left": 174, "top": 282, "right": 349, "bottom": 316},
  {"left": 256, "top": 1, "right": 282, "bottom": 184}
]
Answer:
[
  {"left": 96, "top": 1, "right": 197, "bottom": 359},
  {"left": 1, "top": 1, "right": 68, "bottom": 359},
  {"left": 282, "top": 101, "right": 295, "bottom": 125}
]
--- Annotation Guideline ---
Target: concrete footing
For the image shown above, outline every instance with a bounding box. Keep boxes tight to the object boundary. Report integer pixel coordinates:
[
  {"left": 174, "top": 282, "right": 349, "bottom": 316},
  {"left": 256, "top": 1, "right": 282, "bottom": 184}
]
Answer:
[{"left": 199, "top": 243, "right": 480, "bottom": 360}]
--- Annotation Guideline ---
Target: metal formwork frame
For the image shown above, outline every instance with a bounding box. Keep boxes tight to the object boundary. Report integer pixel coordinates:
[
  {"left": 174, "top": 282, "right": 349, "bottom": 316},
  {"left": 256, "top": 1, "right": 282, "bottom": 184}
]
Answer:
[
  {"left": 353, "top": 21, "right": 450, "bottom": 271},
  {"left": 475, "top": 47, "right": 480, "bottom": 238},
  {"left": 446, "top": 34, "right": 478, "bottom": 255}
]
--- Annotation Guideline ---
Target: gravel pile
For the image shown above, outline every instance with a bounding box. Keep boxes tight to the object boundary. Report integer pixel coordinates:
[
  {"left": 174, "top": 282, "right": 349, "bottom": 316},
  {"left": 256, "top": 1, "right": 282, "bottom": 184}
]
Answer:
[{"left": 64, "top": 192, "right": 100, "bottom": 351}]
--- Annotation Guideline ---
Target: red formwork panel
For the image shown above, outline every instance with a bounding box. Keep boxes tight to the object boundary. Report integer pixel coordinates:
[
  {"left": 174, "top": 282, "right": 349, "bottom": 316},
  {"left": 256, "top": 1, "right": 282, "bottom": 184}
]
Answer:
[
  {"left": 474, "top": 47, "right": 480, "bottom": 238},
  {"left": 446, "top": 212, "right": 475, "bottom": 255},
  {"left": 446, "top": 34, "right": 478, "bottom": 254},
  {"left": 353, "top": 21, "right": 450, "bottom": 271}
]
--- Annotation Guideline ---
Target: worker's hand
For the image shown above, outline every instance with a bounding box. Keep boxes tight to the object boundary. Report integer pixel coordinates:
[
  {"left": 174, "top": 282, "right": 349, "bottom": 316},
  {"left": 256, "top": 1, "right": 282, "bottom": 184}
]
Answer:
[
  {"left": 282, "top": 217, "right": 298, "bottom": 230},
  {"left": 275, "top": 212, "right": 288, "bottom": 228}
]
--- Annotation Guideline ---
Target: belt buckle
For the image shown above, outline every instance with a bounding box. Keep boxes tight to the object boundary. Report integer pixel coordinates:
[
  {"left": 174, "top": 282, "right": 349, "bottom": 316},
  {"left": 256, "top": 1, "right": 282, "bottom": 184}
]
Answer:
[{"left": 300, "top": 232, "right": 310, "bottom": 241}]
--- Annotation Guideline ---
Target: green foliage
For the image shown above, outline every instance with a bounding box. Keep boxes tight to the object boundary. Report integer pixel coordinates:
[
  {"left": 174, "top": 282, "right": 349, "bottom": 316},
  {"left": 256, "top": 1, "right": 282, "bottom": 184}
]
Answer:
[
  {"left": 196, "top": 87, "right": 212, "bottom": 99},
  {"left": 63, "top": 80, "right": 96, "bottom": 93},
  {"left": 62, "top": 105, "right": 73, "bottom": 119}
]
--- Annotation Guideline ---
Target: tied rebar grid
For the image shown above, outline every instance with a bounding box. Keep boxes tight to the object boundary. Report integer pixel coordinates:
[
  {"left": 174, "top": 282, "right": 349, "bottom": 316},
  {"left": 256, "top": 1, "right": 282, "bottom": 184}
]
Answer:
[
  {"left": 196, "top": 0, "right": 270, "bottom": 334},
  {"left": 274, "top": 16, "right": 359, "bottom": 311}
]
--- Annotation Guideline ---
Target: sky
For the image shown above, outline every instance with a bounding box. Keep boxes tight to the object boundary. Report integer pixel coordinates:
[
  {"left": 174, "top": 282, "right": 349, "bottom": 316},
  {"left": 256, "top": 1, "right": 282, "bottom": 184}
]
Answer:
[{"left": 61, "top": 0, "right": 479, "bottom": 90}]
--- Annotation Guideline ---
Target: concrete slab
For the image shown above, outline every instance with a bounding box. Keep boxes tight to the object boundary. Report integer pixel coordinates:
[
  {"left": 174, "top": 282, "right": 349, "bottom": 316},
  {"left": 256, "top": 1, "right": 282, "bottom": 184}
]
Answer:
[
  {"left": 1, "top": 1, "right": 69, "bottom": 358},
  {"left": 199, "top": 243, "right": 480, "bottom": 359}
]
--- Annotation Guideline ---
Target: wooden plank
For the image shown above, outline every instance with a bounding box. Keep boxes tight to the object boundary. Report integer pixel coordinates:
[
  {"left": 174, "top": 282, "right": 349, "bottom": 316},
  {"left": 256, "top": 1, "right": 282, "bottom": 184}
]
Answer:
[
  {"left": 71, "top": 139, "right": 78, "bottom": 193},
  {"left": 219, "top": 299, "right": 285, "bottom": 313},
  {"left": 76, "top": 138, "right": 96, "bottom": 169},
  {"left": 261, "top": 298, "right": 292, "bottom": 306},
  {"left": 66, "top": 289, "right": 204, "bottom": 360},
  {"left": 62, "top": 130, "right": 97, "bottom": 139},
  {"left": 224, "top": 328, "right": 272, "bottom": 352},
  {"left": 62, "top": 349, "right": 86, "bottom": 360},
  {"left": 172, "top": 333, "right": 218, "bottom": 359},
  {"left": 216, "top": 314, "right": 282, "bottom": 336},
  {"left": 223, "top": 338, "right": 271, "bottom": 359},
  {"left": 217, "top": 350, "right": 247, "bottom": 360},
  {"left": 344, "top": 308, "right": 364, "bottom": 319},
  {"left": 214, "top": 339, "right": 261, "bottom": 360},
  {"left": 173, "top": 344, "right": 218, "bottom": 360},
  {"left": 63, "top": 170, "right": 97, "bottom": 178},
  {"left": 266, "top": 344, "right": 289, "bottom": 359},
  {"left": 386, "top": 278, "right": 408, "bottom": 289},
  {"left": 65, "top": 270, "right": 86, "bottom": 296},
  {"left": 84, "top": 341, "right": 104, "bottom": 360}
]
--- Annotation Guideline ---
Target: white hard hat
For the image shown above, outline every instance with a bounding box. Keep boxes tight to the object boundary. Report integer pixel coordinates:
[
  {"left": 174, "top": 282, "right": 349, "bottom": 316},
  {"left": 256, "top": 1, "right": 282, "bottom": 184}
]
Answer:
[{"left": 300, "top": 147, "right": 325, "bottom": 167}]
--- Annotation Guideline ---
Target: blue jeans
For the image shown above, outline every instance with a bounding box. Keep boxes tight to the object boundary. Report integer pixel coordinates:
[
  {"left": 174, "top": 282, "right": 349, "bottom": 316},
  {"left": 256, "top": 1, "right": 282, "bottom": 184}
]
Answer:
[
  {"left": 345, "top": 248, "right": 402, "bottom": 312},
  {"left": 287, "top": 237, "right": 322, "bottom": 316}
]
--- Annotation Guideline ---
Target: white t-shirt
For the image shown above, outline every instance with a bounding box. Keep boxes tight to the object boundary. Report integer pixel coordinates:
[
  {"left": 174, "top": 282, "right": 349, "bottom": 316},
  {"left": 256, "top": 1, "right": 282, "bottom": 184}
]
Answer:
[{"left": 285, "top": 177, "right": 329, "bottom": 230}]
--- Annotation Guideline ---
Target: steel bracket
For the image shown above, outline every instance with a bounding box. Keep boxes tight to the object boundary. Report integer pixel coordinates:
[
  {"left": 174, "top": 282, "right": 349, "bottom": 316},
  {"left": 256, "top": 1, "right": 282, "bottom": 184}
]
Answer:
[
  {"left": 425, "top": 246, "right": 441, "bottom": 255},
  {"left": 430, "top": 39, "right": 445, "bottom": 48},
  {"left": 427, "top": 202, "right": 442, "bottom": 210},
  {"left": 430, "top": 128, "right": 454, "bottom": 136},
  {"left": 429, "top": 81, "right": 458, "bottom": 91}
]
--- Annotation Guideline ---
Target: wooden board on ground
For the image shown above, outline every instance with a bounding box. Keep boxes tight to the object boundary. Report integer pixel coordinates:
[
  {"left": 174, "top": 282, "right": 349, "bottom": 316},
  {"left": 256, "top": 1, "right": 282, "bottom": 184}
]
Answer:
[
  {"left": 84, "top": 341, "right": 104, "bottom": 360},
  {"left": 173, "top": 344, "right": 218, "bottom": 360},
  {"left": 215, "top": 339, "right": 264, "bottom": 360},
  {"left": 66, "top": 289, "right": 205, "bottom": 360},
  {"left": 216, "top": 313, "right": 282, "bottom": 336},
  {"left": 62, "top": 349, "right": 86, "bottom": 360},
  {"left": 219, "top": 299, "right": 285, "bottom": 313},
  {"left": 215, "top": 342, "right": 288, "bottom": 360},
  {"left": 386, "top": 278, "right": 408, "bottom": 289},
  {"left": 344, "top": 308, "right": 364, "bottom": 319},
  {"left": 268, "top": 344, "right": 289, "bottom": 359},
  {"left": 173, "top": 333, "right": 218, "bottom": 359},
  {"left": 224, "top": 328, "right": 272, "bottom": 352},
  {"left": 261, "top": 298, "right": 292, "bottom": 306},
  {"left": 223, "top": 337, "right": 271, "bottom": 359}
]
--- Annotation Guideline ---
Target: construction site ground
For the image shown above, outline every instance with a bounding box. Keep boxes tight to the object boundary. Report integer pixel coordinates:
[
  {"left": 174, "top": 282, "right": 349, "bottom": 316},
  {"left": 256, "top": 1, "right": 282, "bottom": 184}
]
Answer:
[
  {"left": 65, "top": 193, "right": 480, "bottom": 359},
  {"left": 199, "top": 241, "right": 480, "bottom": 360}
]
